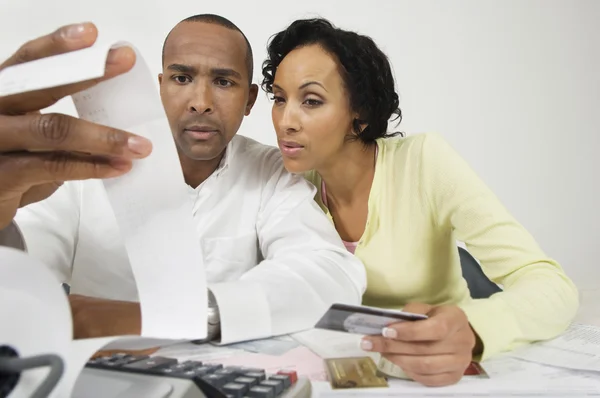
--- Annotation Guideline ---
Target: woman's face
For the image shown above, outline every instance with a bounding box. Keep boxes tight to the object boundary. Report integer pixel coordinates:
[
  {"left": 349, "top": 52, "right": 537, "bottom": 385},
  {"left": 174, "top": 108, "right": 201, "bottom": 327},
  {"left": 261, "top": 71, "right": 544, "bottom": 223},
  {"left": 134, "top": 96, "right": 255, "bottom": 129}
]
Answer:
[{"left": 271, "top": 44, "right": 356, "bottom": 173}]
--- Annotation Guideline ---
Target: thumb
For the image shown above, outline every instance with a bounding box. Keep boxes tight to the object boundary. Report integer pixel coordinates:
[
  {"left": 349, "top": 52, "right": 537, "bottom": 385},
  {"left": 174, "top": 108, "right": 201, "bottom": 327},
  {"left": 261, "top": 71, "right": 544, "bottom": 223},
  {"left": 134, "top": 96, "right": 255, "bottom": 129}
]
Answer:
[{"left": 401, "top": 302, "right": 434, "bottom": 315}]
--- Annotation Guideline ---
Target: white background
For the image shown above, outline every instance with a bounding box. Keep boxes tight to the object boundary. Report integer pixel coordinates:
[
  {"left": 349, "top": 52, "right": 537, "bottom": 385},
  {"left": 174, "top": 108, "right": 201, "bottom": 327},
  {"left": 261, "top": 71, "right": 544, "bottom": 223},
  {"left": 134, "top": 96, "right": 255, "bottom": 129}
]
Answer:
[{"left": 1, "top": 0, "right": 598, "bottom": 290}]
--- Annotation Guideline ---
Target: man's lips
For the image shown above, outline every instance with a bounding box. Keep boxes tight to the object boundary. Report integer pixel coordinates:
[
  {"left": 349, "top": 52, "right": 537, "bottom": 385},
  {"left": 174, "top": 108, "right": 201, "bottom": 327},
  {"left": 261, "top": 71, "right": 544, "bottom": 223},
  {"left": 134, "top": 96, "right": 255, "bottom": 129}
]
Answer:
[{"left": 184, "top": 125, "right": 218, "bottom": 140}]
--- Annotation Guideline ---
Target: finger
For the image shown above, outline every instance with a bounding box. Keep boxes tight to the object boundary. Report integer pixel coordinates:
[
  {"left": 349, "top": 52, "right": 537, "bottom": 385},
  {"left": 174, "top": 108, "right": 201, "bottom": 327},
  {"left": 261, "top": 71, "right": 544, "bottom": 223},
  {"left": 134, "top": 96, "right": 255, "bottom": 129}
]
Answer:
[
  {"left": 383, "top": 306, "right": 465, "bottom": 342},
  {"left": 361, "top": 335, "right": 455, "bottom": 356},
  {"left": 0, "top": 22, "right": 97, "bottom": 70},
  {"left": 402, "top": 302, "right": 433, "bottom": 315},
  {"left": 404, "top": 370, "right": 463, "bottom": 387},
  {"left": 0, "top": 152, "right": 133, "bottom": 190},
  {"left": 383, "top": 353, "right": 470, "bottom": 376},
  {"left": 0, "top": 112, "right": 152, "bottom": 157},
  {"left": 19, "top": 182, "right": 63, "bottom": 207},
  {"left": 0, "top": 47, "right": 136, "bottom": 115}
]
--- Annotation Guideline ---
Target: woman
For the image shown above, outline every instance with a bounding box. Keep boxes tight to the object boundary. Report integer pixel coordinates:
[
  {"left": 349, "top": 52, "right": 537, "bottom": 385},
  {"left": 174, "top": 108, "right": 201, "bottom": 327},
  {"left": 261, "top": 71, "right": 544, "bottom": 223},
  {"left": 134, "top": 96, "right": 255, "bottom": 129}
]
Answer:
[{"left": 261, "top": 18, "right": 579, "bottom": 387}]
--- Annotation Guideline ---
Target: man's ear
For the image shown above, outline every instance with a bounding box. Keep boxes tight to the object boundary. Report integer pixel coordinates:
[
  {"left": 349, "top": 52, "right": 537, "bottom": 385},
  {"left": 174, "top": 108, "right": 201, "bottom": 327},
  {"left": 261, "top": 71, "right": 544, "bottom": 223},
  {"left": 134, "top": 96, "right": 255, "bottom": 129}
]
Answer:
[
  {"left": 158, "top": 73, "right": 163, "bottom": 85},
  {"left": 245, "top": 84, "right": 259, "bottom": 116}
]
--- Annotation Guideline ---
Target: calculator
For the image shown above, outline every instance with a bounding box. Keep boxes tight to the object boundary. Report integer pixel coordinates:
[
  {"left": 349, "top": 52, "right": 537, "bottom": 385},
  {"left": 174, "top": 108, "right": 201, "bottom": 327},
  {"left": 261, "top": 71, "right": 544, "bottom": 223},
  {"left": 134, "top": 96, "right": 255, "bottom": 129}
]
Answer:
[{"left": 71, "top": 352, "right": 311, "bottom": 398}]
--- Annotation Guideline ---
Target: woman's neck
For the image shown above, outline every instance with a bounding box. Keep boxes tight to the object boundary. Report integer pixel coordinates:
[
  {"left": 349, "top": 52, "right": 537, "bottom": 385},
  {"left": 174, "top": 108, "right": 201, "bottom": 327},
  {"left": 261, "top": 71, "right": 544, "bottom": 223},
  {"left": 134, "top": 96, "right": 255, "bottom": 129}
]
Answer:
[{"left": 318, "top": 141, "right": 377, "bottom": 206}]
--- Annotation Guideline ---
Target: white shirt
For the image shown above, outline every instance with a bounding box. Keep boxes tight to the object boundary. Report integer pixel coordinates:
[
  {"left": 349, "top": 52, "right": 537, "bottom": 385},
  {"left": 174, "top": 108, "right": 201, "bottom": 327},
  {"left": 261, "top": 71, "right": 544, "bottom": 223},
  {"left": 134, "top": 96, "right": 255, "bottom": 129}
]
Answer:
[{"left": 14, "top": 135, "right": 366, "bottom": 343}]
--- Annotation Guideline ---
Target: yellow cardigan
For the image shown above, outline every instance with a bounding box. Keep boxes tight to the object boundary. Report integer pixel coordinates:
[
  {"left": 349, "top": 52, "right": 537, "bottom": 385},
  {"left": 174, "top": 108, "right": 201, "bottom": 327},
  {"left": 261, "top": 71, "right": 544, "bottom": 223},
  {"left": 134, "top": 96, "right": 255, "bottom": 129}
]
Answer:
[{"left": 305, "top": 133, "right": 578, "bottom": 360}]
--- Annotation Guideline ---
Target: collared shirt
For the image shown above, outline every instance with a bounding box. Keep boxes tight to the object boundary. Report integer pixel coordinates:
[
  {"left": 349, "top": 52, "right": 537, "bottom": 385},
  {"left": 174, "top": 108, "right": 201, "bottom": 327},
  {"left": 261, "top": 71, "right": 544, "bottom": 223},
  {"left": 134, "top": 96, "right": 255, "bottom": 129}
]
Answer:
[{"left": 14, "top": 135, "right": 366, "bottom": 343}]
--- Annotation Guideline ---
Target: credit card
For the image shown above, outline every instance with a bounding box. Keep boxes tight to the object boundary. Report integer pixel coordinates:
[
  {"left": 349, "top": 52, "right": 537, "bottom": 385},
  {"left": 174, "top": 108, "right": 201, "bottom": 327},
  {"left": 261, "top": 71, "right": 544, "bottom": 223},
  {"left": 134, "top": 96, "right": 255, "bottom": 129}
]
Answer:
[
  {"left": 315, "top": 303, "right": 428, "bottom": 335},
  {"left": 377, "top": 356, "right": 490, "bottom": 380},
  {"left": 325, "top": 357, "right": 389, "bottom": 389}
]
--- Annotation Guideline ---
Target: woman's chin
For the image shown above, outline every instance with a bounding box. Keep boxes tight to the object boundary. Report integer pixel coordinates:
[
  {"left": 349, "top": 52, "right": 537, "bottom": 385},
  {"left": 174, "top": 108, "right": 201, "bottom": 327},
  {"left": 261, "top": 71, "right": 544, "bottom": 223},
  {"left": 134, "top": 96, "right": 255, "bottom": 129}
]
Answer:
[{"left": 282, "top": 158, "right": 310, "bottom": 174}]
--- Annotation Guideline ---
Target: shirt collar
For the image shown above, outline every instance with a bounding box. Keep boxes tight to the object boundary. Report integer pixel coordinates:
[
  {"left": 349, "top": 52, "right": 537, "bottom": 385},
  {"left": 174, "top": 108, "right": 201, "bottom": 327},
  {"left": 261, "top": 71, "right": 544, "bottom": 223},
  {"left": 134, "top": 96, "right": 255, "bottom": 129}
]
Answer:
[{"left": 214, "top": 136, "right": 234, "bottom": 178}]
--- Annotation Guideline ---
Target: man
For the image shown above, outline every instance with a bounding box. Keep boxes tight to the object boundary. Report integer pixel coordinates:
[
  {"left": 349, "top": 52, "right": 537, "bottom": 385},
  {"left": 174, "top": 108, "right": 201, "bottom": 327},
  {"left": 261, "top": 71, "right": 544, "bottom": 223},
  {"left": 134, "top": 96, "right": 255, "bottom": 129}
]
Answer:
[{"left": 8, "top": 14, "right": 366, "bottom": 343}]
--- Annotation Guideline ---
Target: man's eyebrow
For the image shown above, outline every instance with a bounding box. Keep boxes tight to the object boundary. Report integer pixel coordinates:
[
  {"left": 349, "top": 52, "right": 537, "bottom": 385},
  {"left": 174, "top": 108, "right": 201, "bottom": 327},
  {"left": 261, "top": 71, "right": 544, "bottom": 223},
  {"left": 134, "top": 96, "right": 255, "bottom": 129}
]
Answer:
[
  {"left": 166, "top": 64, "right": 197, "bottom": 74},
  {"left": 211, "top": 68, "right": 242, "bottom": 80}
]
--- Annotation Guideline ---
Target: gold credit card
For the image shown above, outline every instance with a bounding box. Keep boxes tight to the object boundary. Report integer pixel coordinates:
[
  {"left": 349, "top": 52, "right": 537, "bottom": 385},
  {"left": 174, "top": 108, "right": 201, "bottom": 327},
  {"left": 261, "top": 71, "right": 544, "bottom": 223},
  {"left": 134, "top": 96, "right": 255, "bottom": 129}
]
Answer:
[{"left": 325, "top": 357, "right": 389, "bottom": 389}]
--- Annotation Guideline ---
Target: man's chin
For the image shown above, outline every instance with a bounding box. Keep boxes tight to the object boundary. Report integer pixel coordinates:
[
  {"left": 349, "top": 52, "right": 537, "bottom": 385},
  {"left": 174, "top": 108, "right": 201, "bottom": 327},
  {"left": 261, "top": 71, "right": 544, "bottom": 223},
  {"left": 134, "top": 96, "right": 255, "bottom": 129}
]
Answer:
[{"left": 184, "top": 145, "right": 226, "bottom": 161}]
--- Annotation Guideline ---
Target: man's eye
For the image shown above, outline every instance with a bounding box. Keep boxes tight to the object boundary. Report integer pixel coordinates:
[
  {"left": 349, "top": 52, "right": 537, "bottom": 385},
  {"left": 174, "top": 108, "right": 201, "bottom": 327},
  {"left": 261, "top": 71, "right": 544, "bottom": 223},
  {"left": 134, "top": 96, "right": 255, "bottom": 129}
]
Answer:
[
  {"left": 172, "top": 75, "right": 191, "bottom": 84},
  {"left": 216, "top": 79, "right": 233, "bottom": 87}
]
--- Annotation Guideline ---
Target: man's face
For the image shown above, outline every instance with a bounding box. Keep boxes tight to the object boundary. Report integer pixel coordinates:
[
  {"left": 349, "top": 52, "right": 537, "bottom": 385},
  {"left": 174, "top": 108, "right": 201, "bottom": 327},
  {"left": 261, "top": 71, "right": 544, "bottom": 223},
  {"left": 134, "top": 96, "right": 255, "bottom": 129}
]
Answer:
[{"left": 159, "top": 22, "right": 258, "bottom": 161}]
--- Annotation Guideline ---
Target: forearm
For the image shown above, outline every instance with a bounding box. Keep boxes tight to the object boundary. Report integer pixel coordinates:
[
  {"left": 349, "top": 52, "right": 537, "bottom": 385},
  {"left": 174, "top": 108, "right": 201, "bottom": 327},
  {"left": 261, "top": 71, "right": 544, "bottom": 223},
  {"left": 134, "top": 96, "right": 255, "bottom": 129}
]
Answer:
[
  {"left": 69, "top": 295, "right": 142, "bottom": 339},
  {"left": 461, "top": 265, "right": 579, "bottom": 360}
]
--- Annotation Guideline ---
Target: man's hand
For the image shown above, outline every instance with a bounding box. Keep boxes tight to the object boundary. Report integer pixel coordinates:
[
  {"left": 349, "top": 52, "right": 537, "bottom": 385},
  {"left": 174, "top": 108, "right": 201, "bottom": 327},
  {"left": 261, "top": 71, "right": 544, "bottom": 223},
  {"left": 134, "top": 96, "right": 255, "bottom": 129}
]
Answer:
[
  {"left": 69, "top": 294, "right": 141, "bottom": 339},
  {"left": 0, "top": 22, "right": 153, "bottom": 229},
  {"left": 360, "top": 303, "right": 480, "bottom": 387}
]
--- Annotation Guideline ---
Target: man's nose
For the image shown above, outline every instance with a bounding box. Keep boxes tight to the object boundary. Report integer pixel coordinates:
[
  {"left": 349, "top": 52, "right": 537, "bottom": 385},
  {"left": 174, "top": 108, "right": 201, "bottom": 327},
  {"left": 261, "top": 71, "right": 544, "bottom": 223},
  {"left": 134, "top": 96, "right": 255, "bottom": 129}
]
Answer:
[{"left": 188, "top": 82, "right": 214, "bottom": 114}]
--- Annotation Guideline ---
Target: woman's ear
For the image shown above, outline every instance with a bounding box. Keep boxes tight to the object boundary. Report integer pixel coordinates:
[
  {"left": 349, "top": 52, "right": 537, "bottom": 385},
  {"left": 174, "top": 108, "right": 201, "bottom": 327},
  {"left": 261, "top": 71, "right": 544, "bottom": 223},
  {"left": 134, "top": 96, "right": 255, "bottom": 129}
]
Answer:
[
  {"left": 352, "top": 111, "right": 369, "bottom": 134},
  {"left": 353, "top": 117, "right": 369, "bottom": 134}
]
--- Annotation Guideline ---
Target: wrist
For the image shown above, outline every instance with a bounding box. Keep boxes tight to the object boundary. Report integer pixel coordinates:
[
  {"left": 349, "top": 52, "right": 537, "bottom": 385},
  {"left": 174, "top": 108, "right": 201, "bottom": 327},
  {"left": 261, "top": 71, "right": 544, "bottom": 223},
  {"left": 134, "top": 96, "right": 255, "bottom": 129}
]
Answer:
[{"left": 206, "top": 290, "right": 221, "bottom": 341}]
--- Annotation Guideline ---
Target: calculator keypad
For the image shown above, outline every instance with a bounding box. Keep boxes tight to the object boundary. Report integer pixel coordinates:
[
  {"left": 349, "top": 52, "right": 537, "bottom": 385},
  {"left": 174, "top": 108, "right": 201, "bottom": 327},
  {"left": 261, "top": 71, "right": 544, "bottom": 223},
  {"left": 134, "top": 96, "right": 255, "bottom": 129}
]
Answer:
[{"left": 86, "top": 353, "right": 298, "bottom": 398}]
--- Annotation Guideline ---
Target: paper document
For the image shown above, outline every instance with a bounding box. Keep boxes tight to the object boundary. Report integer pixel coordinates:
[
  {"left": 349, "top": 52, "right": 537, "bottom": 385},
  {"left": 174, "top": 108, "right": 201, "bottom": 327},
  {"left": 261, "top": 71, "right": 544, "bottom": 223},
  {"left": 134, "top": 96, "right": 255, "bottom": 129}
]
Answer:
[
  {"left": 0, "top": 38, "right": 208, "bottom": 339},
  {"left": 0, "top": 43, "right": 110, "bottom": 97},
  {"left": 312, "top": 355, "right": 600, "bottom": 397},
  {"left": 508, "top": 323, "right": 600, "bottom": 372},
  {"left": 225, "top": 335, "right": 300, "bottom": 355},
  {"left": 0, "top": 247, "right": 186, "bottom": 398},
  {"left": 70, "top": 41, "right": 207, "bottom": 339},
  {"left": 154, "top": 341, "right": 246, "bottom": 363},
  {"left": 217, "top": 346, "right": 328, "bottom": 381},
  {"left": 291, "top": 328, "right": 378, "bottom": 361}
]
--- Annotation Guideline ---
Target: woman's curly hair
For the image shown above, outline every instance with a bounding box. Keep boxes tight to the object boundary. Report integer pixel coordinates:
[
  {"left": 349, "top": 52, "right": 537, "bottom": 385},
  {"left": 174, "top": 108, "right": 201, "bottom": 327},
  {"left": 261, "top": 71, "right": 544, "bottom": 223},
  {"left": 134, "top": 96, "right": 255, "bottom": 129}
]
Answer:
[{"left": 261, "top": 18, "right": 403, "bottom": 144}]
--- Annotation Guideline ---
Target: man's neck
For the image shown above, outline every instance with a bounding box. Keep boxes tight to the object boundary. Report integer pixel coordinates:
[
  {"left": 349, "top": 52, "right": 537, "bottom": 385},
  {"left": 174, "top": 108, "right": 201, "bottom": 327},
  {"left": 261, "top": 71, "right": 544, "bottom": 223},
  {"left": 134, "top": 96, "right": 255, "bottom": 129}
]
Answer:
[
  {"left": 178, "top": 150, "right": 225, "bottom": 189},
  {"left": 317, "top": 142, "right": 377, "bottom": 206}
]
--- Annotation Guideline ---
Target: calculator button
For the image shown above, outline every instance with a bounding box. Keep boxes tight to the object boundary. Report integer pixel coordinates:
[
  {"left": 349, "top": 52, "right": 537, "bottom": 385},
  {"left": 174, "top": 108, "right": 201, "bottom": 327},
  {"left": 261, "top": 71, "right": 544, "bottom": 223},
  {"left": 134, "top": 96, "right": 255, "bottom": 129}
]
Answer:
[
  {"left": 259, "top": 379, "right": 283, "bottom": 395},
  {"left": 222, "top": 382, "right": 248, "bottom": 398},
  {"left": 247, "top": 385, "right": 275, "bottom": 398},
  {"left": 234, "top": 376, "right": 258, "bottom": 388},
  {"left": 267, "top": 375, "right": 291, "bottom": 389},
  {"left": 214, "top": 368, "right": 238, "bottom": 383},
  {"left": 122, "top": 356, "right": 177, "bottom": 370},
  {"left": 202, "top": 373, "right": 228, "bottom": 389},
  {"left": 204, "top": 363, "right": 224, "bottom": 371},
  {"left": 276, "top": 370, "right": 297, "bottom": 384},
  {"left": 244, "top": 371, "right": 266, "bottom": 382}
]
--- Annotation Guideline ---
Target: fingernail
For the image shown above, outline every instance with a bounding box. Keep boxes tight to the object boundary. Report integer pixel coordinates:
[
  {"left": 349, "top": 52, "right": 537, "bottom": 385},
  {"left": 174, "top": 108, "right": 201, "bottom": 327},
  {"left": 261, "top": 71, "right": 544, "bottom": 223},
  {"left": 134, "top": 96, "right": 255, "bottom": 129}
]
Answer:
[
  {"left": 106, "top": 49, "right": 121, "bottom": 64},
  {"left": 62, "top": 23, "right": 92, "bottom": 40},
  {"left": 382, "top": 327, "right": 397, "bottom": 338},
  {"left": 360, "top": 339, "right": 373, "bottom": 351},
  {"left": 127, "top": 136, "right": 152, "bottom": 156}
]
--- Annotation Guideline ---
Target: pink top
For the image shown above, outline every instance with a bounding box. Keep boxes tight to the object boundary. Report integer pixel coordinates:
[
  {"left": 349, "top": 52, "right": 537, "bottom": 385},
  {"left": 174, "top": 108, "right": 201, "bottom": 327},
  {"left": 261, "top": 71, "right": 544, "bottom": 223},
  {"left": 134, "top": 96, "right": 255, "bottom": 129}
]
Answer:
[{"left": 320, "top": 145, "right": 378, "bottom": 255}]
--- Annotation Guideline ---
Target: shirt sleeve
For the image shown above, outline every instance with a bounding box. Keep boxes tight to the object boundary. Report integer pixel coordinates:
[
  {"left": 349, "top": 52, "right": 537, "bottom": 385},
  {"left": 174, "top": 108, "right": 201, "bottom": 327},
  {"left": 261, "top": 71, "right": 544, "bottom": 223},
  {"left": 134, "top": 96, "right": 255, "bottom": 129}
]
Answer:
[
  {"left": 209, "top": 152, "right": 367, "bottom": 344},
  {"left": 418, "top": 133, "right": 579, "bottom": 360},
  {"left": 13, "top": 182, "right": 81, "bottom": 284},
  {"left": 0, "top": 220, "right": 26, "bottom": 251}
]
